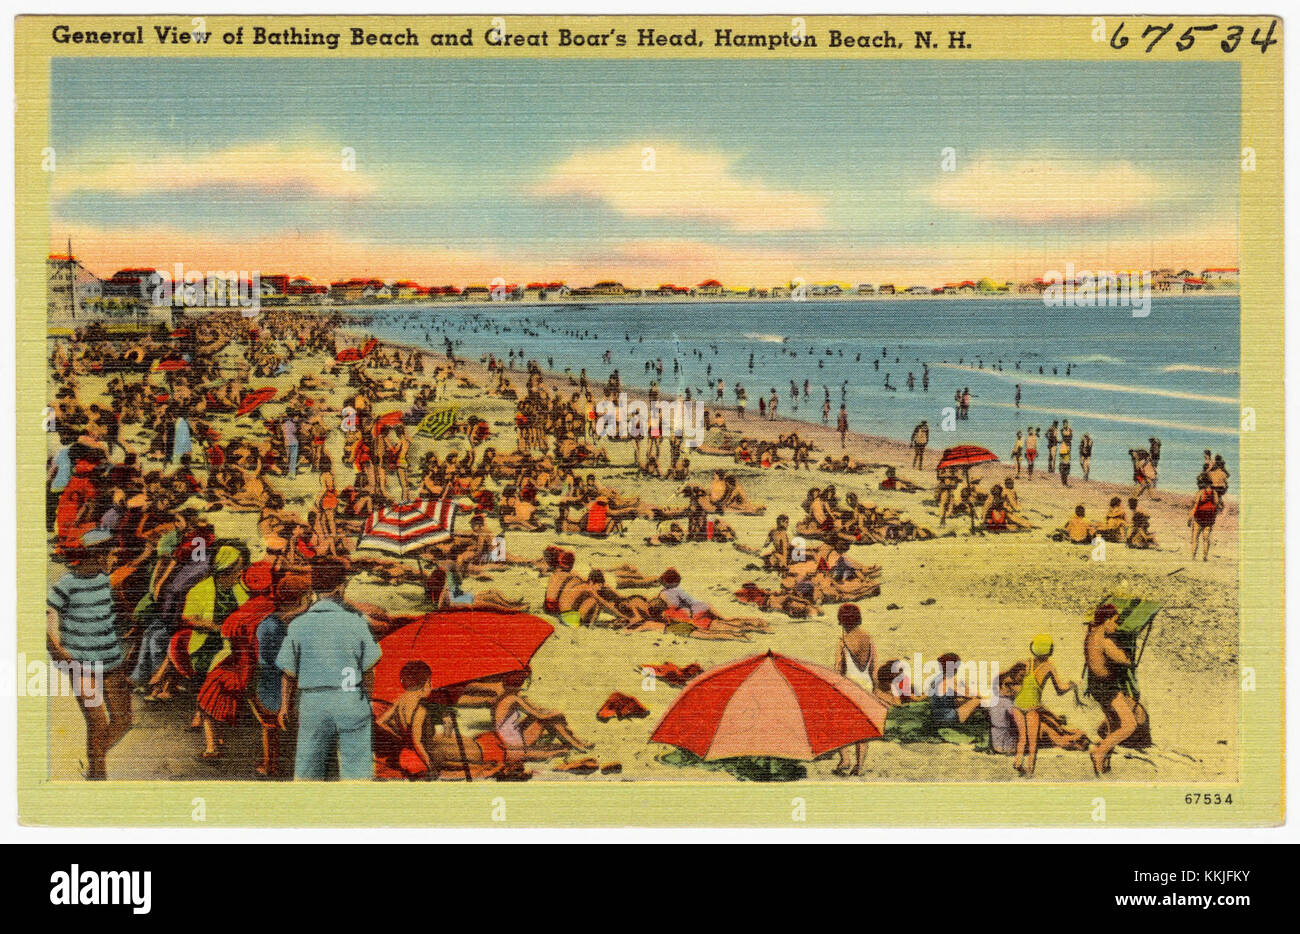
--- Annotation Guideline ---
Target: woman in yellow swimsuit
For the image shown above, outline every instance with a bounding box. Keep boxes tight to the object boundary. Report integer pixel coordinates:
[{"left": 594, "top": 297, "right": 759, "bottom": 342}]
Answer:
[{"left": 1013, "top": 634, "right": 1077, "bottom": 777}]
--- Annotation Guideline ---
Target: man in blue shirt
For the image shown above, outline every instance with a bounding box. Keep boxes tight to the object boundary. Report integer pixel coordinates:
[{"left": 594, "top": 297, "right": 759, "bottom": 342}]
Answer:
[{"left": 276, "top": 559, "right": 381, "bottom": 780}]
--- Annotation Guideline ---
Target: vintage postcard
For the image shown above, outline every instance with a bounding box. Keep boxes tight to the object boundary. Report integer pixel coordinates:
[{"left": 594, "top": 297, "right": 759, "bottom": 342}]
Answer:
[{"left": 14, "top": 13, "right": 1284, "bottom": 827}]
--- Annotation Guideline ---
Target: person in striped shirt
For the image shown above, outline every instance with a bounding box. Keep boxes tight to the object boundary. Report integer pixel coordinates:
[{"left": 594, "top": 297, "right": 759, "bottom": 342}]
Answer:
[{"left": 46, "top": 529, "right": 132, "bottom": 780}]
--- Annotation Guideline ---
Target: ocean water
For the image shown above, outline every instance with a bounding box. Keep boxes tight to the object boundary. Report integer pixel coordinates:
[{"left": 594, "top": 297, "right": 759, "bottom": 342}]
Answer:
[{"left": 358, "top": 295, "right": 1240, "bottom": 491}]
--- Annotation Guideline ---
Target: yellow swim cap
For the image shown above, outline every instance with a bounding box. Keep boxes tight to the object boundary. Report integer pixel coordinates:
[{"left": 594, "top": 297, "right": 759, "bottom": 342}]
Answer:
[
  {"left": 214, "top": 545, "right": 241, "bottom": 571},
  {"left": 1030, "top": 634, "right": 1054, "bottom": 657}
]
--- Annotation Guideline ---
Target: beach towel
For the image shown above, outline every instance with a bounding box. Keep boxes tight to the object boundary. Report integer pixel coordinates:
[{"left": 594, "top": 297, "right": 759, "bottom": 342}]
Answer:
[
  {"left": 657, "top": 748, "right": 807, "bottom": 782},
  {"left": 597, "top": 692, "right": 649, "bottom": 721},
  {"left": 882, "top": 699, "right": 991, "bottom": 750}
]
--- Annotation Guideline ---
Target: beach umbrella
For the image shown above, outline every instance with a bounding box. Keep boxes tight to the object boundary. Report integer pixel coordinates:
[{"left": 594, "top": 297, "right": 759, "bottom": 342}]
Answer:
[
  {"left": 357, "top": 497, "right": 457, "bottom": 556},
  {"left": 372, "top": 609, "right": 554, "bottom": 780},
  {"left": 372, "top": 610, "right": 554, "bottom": 704},
  {"left": 153, "top": 358, "right": 188, "bottom": 373},
  {"left": 935, "top": 445, "right": 998, "bottom": 532},
  {"left": 372, "top": 409, "right": 404, "bottom": 436},
  {"left": 335, "top": 347, "right": 362, "bottom": 363},
  {"left": 235, "top": 386, "right": 277, "bottom": 417},
  {"left": 360, "top": 338, "right": 378, "bottom": 357},
  {"left": 650, "top": 650, "right": 887, "bottom": 762}
]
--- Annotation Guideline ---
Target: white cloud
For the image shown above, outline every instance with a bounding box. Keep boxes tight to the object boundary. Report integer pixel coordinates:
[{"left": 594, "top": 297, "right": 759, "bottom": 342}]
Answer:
[
  {"left": 534, "top": 142, "right": 828, "bottom": 232},
  {"left": 52, "top": 141, "right": 378, "bottom": 199},
  {"left": 927, "top": 156, "right": 1171, "bottom": 223}
]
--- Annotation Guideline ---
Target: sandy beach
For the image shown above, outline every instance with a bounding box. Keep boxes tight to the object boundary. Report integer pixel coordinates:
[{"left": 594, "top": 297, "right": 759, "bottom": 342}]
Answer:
[{"left": 46, "top": 329, "right": 1239, "bottom": 784}]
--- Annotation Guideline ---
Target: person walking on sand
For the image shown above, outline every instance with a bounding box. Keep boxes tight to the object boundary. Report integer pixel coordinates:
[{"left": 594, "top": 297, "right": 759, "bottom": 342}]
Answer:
[
  {"left": 1045, "top": 421, "right": 1058, "bottom": 474},
  {"left": 1011, "top": 430, "right": 1024, "bottom": 477},
  {"left": 1079, "top": 433, "right": 1093, "bottom": 481},
  {"left": 1012, "top": 634, "right": 1077, "bottom": 777},
  {"left": 1189, "top": 475, "right": 1218, "bottom": 561},
  {"left": 1025, "top": 428, "right": 1038, "bottom": 478},
  {"left": 911, "top": 420, "right": 929, "bottom": 469},
  {"left": 833, "top": 604, "right": 876, "bottom": 776},
  {"left": 1085, "top": 604, "right": 1141, "bottom": 776},
  {"left": 837, "top": 404, "right": 849, "bottom": 449},
  {"left": 1058, "top": 442, "right": 1071, "bottom": 486}
]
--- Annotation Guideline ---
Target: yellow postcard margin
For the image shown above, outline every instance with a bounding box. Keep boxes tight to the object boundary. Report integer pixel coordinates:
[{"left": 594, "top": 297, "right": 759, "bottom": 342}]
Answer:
[{"left": 14, "top": 14, "right": 1284, "bottom": 826}]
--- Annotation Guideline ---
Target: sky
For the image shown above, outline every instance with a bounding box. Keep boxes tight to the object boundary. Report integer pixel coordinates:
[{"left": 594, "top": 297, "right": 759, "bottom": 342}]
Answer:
[{"left": 50, "top": 57, "right": 1240, "bottom": 286}]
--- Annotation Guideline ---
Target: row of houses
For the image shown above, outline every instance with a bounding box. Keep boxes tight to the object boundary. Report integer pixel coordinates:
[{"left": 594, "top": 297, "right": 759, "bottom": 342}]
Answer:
[{"left": 48, "top": 255, "right": 1243, "bottom": 322}]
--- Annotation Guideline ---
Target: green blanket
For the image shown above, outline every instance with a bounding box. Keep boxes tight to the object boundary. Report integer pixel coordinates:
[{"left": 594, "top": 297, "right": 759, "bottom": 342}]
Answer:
[{"left": 883, "top": 699, "right": 991, "bottom": 750}]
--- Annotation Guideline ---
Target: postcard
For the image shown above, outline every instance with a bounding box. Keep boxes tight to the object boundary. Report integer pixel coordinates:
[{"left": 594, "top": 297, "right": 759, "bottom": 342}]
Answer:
[{"left": 14, "top": 14, "right": 1283, "bottom": 826}]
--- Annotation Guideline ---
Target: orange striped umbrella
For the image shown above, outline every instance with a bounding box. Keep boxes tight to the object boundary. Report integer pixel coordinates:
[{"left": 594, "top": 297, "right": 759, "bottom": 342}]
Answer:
[{"left": 650, "top": 651, "right": 887, "bottom": 760}]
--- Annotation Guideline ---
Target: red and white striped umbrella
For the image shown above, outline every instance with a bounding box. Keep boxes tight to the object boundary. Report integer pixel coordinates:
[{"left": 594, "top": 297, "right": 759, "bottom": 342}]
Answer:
[
  {"left": 358, "top": 497, "right": 457, "bottom": 555},
  {"left": 650, "top": 650, "right": 888, "bottom": 761}
]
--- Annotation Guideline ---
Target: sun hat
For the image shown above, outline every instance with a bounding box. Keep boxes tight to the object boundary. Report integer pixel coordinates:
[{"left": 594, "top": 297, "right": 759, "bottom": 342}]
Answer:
[{"left": 1030, "top": 634, "right": 1054, "bottom": 657}]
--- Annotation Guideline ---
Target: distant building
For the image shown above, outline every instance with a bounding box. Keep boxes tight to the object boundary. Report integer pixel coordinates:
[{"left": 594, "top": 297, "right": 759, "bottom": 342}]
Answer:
[
  {"left": 694, "top": 279, "right": 724, "bottom": 296},
  {"left": 1201, "top": 267, "right": 1238, "bottom": 285},
  {"left": 856, "top": 283, "right": 875, "bottom": 295},
  {"left": 46, "top": 252, "right": 102, "bottom": 322},
  {"left": 102, "top": 267, "right": 158, "bottom": 304}
]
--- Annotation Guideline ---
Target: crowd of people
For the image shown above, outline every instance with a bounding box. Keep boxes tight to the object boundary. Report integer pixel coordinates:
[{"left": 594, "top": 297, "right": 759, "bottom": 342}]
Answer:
[{"left": 43, "top": 306, "right": 1217, "bottom": 782}]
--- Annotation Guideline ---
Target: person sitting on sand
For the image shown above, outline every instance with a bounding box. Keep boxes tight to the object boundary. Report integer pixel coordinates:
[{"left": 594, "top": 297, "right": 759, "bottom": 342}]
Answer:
[
  {"left": 705, "top": 470, "right": 766, "bottom": 515},
  {"left": 376, "top": 660, "right": 440, "bottom": 779},
  {"left": 998, "top": 479, "right": 1034, "bottom": 529},
  {"left": 1128, "top": 509, "right": 1158, "bottom": 550},
  {"left": 762, "top": 514, "right": 793, "bottom": 570},
  {"left": 1097, "top": 496, "right": 1129, "bottom": 542},
  {"left": 878, "top": 466, "right": 920, "bottom": 493},
  {"left": 498, "top": 486, "right": 543, "bottom": 531},
  {"left": 1059, "top": 505, "right": 1095, "bottom": 544},
  {"left": 983, "top": 486, "right": 1010, "bottom": 533},
  {"left": 493, "top": 692, "right": 593, "bottom": 768}
]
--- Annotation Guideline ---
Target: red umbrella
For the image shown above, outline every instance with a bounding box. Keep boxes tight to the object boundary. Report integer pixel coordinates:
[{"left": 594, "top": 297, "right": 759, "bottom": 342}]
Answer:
[
  {"left": 153, "top": 358, "right": 188, "bottom": 373},
  {"left": 373, "top": 609, "right": 554, "bottom": 781},
  {"left": 372, "top": 610, "right": 554, "bottom": 703},
  {"left": 372, "top": 409, "right": 404, "bottom": 435},
  {"left": 169, "top": 328, "right": 191, "bottom": 339},
  {"left": 934, "top": 445, "right": 999, "bottom": 531},
  {"left": 335, "top": 347, "right": 362, "bottom": 363},
  {"left": 650, "top": 650, "right": 887, "bottom": 761},
  {"left": 235, "top": 386, "right": 277, "bottom": 417},
  {"left": 935, "top": 444, "right": 998, "bottom": 471},
  {"left": 360, "top": 338, "right": 378, "bottom": 356}
]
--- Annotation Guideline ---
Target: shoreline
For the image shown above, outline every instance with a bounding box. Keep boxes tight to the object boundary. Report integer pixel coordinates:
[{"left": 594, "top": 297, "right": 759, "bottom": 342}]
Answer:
[{"left": 336, "top": 328, "right": 1232, "bottom": 516}]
